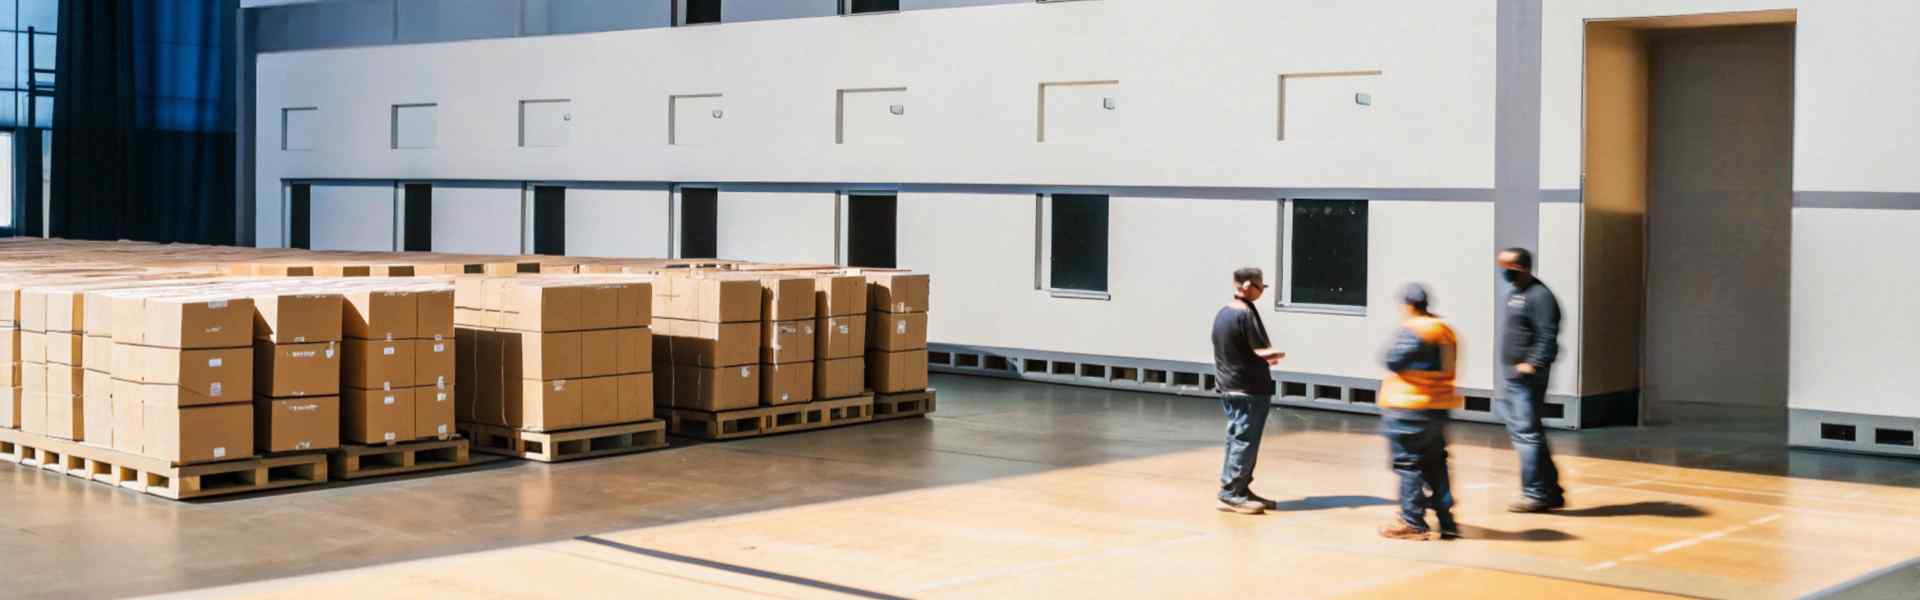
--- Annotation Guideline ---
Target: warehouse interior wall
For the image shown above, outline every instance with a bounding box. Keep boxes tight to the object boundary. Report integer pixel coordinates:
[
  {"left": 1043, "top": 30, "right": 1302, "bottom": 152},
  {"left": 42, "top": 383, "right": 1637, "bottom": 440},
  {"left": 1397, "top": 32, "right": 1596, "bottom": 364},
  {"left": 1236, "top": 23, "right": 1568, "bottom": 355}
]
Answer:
[{"left": 1579, "top": 24, "right": 1650, "bottom": 405}]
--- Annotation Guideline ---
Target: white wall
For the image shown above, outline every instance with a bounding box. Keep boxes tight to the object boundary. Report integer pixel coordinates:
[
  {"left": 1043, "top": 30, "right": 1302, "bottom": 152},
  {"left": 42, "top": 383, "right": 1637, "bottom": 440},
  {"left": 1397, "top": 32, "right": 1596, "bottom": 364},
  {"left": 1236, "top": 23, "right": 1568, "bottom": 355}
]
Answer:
[
  {"left": 429, "top": 183, "right": 523, "bottom": 255},
  {"left": 1791, "top": 209, "right": 1920, "bottom": 419},
  {"left": 310, "top": 182, "right": 395, "bottom": 251},
  {"left": 564, "top": 186, "right": 671, "bottom": 258},
  {"left": 715, "top": 191, "right": 836, "bottom": 264}
]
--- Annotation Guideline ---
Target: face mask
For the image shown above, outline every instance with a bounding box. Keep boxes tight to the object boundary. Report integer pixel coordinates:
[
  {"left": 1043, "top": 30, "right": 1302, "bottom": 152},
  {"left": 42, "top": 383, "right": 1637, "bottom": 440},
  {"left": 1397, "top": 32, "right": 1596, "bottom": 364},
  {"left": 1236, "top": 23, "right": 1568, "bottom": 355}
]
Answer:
[{"left": 1501, "top": 270, "right": 1522, "bottom": 284}]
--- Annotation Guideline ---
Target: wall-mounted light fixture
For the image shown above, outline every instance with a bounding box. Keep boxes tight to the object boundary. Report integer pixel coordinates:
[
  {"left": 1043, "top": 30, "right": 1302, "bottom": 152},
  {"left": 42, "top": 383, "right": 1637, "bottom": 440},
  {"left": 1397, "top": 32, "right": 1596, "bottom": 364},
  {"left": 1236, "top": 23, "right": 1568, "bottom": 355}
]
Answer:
[
  {"left": 889, "top": 104, "right": 905, "bottom": 116},
  {"left": 1102, "top": 97, "right": 1117, "bottom": 110},
  {"left": 712, "top": 109, "right": 724, "bottom": 119},
  {"left": 1354, "top": 93, "right": 1373, "bottom": 106}
]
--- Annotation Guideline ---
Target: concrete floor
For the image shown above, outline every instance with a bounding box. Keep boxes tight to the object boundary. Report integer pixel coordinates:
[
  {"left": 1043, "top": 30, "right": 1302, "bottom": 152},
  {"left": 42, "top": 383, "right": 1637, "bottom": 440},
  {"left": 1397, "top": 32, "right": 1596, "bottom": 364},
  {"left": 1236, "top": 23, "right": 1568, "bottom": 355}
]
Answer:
[{"left": 4, "top": 375, "right": 1919, "bottom": 599}]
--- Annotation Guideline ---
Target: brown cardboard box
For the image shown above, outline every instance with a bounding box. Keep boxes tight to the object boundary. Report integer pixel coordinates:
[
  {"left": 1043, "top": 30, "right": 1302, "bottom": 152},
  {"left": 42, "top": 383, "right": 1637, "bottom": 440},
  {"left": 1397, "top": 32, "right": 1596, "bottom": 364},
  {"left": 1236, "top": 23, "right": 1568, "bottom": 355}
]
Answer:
[
  {"left": 615, "top": 281, "right": 652, "bottom": 328},
  {"left": 45, "top": 394, "right": 82, "bottom": 440},
  {"left": 580, "top": 376, "right": 619, "bottom": 427},
  {"left": 83, "top": 335, "right": 112, "bottom": 370},
  {"left": 868, "top": 312, "right": 929, "bottom": 352},
  {"left": 253, "top": 293, "right": 343, "bottom": 343},
  {"left": 416, "top": 338, "right": 455, "bottom": 390},
  {"left": 815, "top": 275, "right": 869, "bottom": 317},
  {"left": 0, "top": 386, "right": 18, "bottom": 429},
  {"left": 113, "top": 345, "right": 253, "bottom": 405},
  {"left": 474, "top": 329, "right": 507, "bottom": 426},
  {"left": 22, "top": 330, "right": 44, "bottom": 363},
  {"left": 815, "top": 315, "right": 868, "bottom": 360},
  {"left": 254, "top": 340, "right": 341, "bottom": 397},
  {"left": 111, "top": 383, "right": 141, "bottom": 453},
  {"left": 82, "top": 385, "right": 113, "bottom": 447},
  {"left": 48, "top": 364, "right": 84, "bottom": 397},
  {"left": 144, "top": 402, "right": 252, "bottom": 465},
  {"left": 0, "top": 327, "right": 16, "bottom": 365},
  {"left": 47, "top": 332, "right": 83, "bottom": 366},
  {"left": 616, "top": 327, "right": 652, "bottom": 374},
  {"left": 344, "top": 387, "right": 416, "bottom": 444},
  {"left": 658, "top": 277, "right": 761, "bottom": 323},
  {"left": 868, "top": 350, "right": 930, "bottom": 394},
  {"left": 866, "top": 272, "right": 931, "bottom": 313},
  {"left": 668, "top": 364, "right": 758, "bottom": 412},
  {"left": 0, "top": 362, "right": 17, "bottom": 389},
  {"left": 580, "top": 330, "right": 618, "bottom": 378},
  {"left": 21, "top": 360, "right": 44, "bottom": 396},
  {"left": 760, "top": 276, "right": 817, "bottom": 322},
  {"left": 762, "top": 319, "right": 817, "bottom": 364},
  {"left": 20, "top": 388, "right": 44, "bottom": 434},
  {"left": 255, "top": 396, "right": 340, "bottom": 452},
  {"left": 761, "top": 362, "right": 814, "bottom": 406},
  {"left": 579, "top": 284, "right": 622, "bottom": 331},
  {"left": 455, "top": 328, "right": 478, "bottom": 422},
  {"left": 497, "top": 281, "right": 583, "bottom": 332},
  {"left": 343, "top": 338, "right": 416, "bottom": 390},
  {"left": 130, "top": 296, "right": 255, "bottom": 349},
  {"left": 415, "top": 289, "right": 455, "bottom": 340},
  {"left": 617, "top": 373, "right": 653, "bottom": 422},
  {"left": 506, "top": 378, "right": 581, "bottom": 431},
  {"left": 414, "top": 386, "right": 454, "bottom": 440},
  {"left": 453, "top": 276, "right": 490, "bottom": 309},
  {"left": 816, "top": 357, "right": 866, "bottom": 399},
  {"left": 343, "top": 290, "right": 418, "bottom": 340},
  {"left": 659, "top": 319, "right": 760, "bottom": 367},
  {"left": 500, "top": 330, "right": 582, "bottom": 381}
]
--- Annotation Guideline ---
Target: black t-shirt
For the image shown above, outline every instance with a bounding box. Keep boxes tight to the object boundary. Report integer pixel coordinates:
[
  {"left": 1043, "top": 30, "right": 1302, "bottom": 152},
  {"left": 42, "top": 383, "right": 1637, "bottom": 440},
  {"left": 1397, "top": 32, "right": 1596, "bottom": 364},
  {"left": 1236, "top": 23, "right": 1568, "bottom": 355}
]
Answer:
[{"left": 1212, "top": 299, "right": 1275, "bottom": 395}]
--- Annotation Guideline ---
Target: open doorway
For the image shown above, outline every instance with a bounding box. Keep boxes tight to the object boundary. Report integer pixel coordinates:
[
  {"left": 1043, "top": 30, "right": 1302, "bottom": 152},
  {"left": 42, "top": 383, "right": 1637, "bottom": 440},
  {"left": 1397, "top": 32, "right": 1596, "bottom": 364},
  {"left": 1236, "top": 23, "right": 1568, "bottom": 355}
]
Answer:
[{"left": 1582, "top": 11, "right": 1796, "bottom": 425}]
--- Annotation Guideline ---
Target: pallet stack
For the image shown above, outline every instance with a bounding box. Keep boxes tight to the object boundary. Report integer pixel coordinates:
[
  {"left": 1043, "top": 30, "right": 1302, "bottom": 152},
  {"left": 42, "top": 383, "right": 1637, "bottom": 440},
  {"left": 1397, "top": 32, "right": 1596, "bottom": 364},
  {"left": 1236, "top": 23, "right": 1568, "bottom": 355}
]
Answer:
[
  {"left": 815, "top": 273, "right": 870, "bottom": 402},
  {"left": 332, "top": 281, "right": 469, "bottom": 479},
  {"left": 653, "top": 274, "right": 764, "bottom": 414},
  {"left": 758, "top": 274, "right": 817, "bottom": 406},
  {"left": 250, "top": 288, "right": 343, "bottom": 453},
  {"left": 865, "top": 272, "right": 937, "bottom": 419},
  {"left": 109, "top": 289, "right": 259, "bottom": 464}
]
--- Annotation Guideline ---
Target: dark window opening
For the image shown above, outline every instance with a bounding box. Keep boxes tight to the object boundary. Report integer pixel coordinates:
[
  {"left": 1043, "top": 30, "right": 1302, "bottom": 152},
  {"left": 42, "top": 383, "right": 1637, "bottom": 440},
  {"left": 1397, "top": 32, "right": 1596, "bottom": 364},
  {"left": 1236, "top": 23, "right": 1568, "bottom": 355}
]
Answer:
[
  {"left": 1821, "top": 423, "right": 1857, "bottom": 442},
  {"left": 403, "top": 183, "right": 433, "bottom": 252},
  {"left": 846, "top": 0, "right": 898, "bottom": 14},
  {"left": 288, "top": 184, "right": 311, "bottom": 250},
  {"left": 1050, "top": 194, "right": 1108, "bottom": 292},
  {"left": 533, "top": 185, "right": 566, "bottom": 256},
  {"left": 683, "top": 0, "right": 722, "bottom": 24},
  {"left": 680, "top": 188, "right": 718, "bottom": 259},
  {"left": 847, "top": 193, "right": 897, "bottom": 268},
  {"left": 1290, "top": 200, "right": 1368, "bottom": 307}
]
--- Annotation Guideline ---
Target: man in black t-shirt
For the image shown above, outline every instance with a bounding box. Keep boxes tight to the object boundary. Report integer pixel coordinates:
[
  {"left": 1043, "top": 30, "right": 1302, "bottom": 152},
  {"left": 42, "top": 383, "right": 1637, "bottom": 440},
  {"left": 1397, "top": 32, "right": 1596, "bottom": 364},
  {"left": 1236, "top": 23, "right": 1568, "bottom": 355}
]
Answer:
[
  {"left": 1497, "top": 248, "right": 1566, "bottom": 513},
  {"left": 1211, "top": 267, "right": 1285, "bottom": 514}
]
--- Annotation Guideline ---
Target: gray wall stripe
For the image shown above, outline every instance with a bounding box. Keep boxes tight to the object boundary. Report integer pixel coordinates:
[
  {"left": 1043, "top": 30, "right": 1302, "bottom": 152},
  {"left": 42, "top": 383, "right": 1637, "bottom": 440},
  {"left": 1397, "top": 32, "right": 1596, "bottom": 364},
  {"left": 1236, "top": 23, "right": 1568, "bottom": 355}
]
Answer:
[
  {"left": 1793, "top": 191, "right": 1920, "bottom": 210},
  {"left": 1541, "top": 189, "right": 1582, "bottom": 203},
  {"left": 1493, "top": 0, "right": 1545, "bottom": 391},
  {"left": 277, "top": 179, "right": 1498, "bottom": 202}
]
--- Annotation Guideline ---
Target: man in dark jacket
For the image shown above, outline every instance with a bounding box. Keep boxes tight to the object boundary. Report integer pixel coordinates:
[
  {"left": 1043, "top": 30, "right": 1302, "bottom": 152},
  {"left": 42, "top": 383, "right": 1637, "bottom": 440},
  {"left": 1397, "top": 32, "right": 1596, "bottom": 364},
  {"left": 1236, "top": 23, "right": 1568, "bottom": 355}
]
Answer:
[
  {"left": 1497, "top": 248, "right": 1565, "bottom": 512},
  {"left": 1211, "top": 267, "right": 1284, "bottom": 515}
]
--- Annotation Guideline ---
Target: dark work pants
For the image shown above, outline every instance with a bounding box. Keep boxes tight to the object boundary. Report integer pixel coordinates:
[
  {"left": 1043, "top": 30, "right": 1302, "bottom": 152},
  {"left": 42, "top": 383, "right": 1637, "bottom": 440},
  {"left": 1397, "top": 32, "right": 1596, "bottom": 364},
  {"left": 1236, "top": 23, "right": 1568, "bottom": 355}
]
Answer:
[
  {"left": 1219, "top": 392, "right": 1272, "bottom": 501},
  {"left": 1382, "top": 409, "right": 1454, "bottom": 530},
  {"left": 1499, "top": 374, "right": 1564, "bottom": 502}
]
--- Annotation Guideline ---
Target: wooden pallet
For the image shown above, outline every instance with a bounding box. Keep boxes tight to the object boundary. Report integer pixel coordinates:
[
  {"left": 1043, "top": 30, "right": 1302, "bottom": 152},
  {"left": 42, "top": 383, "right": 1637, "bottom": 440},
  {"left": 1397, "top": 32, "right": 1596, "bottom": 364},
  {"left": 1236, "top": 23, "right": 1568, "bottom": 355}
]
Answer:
[
  {"left": 873, "top": 389, "right": 938, "bottom": 421},
  {"left": 459, "top": 420, "right": 668, "bottom": 463},
  {"left": 0, "top": 427, "right": 328, "bottom": 500},
  {"left": 666, "top": 394, "right": 876, "bottom": 440},
  {"left": 328, "top": 436, "right": 471, "bottom": 480}
]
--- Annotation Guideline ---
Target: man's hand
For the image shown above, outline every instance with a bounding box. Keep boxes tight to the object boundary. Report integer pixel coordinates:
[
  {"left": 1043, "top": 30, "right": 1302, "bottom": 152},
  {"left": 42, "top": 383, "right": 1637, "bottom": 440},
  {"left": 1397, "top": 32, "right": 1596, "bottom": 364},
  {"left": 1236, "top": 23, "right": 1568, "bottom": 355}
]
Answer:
[
  {"left": 1514, "top": 363, "right": 1536, "bottom": 376},
  {"left": 1258, "top": 350, "right": 1285, "bottom": 366}
]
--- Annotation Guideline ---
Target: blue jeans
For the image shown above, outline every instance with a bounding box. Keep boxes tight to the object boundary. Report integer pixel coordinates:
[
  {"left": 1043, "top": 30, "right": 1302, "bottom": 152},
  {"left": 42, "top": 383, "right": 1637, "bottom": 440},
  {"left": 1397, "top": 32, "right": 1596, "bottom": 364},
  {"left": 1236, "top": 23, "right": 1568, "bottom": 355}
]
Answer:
[
  {"left": 1499, "top": 375, "right": 1564, "bottom": 502},
  {"left": 1382, "top": 409, "right": 1454, "bottom": 530},
  {"left": 1219, "top": 393, "right": 1272, "bottom": 501}
]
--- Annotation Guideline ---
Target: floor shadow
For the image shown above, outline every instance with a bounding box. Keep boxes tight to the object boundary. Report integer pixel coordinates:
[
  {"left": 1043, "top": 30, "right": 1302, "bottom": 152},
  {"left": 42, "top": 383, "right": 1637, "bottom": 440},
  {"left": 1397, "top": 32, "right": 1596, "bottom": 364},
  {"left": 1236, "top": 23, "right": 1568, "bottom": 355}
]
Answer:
[
  {"left": 1271, "top": 495, "right": 1396, "bottom": 512},
  {"left": 1452, "top": 524, "right": 1578, "bottom": 542},
  {"left": 1555, "top": 501, "right": 1710, "bottom": 519}
]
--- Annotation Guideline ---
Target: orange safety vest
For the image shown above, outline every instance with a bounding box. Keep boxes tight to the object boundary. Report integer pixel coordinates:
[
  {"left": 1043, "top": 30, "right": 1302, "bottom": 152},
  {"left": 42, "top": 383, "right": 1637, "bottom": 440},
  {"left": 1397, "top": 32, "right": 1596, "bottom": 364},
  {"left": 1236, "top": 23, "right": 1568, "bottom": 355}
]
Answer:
[{"left": 1380, "top": 316, "right": 1463, "bottom": 411}]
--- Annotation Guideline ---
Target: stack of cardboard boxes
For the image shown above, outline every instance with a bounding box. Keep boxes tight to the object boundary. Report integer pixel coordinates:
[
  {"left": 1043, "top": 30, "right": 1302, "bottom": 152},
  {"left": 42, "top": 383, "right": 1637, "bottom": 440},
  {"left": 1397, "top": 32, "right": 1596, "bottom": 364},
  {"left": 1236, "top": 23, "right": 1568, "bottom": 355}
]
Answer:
[
  {"left": 814, "top": 274, "right": 870, "bottom": 400},
  {"left": 109, "top": 291, "right": 258, "bottom": 464},
  {"left": 757, "top": 275, "right": 816, "bottom": 406},
  {"left": 251, "top": 290, "right": 344, "bottom": 453},
  {"left": 0, "top": 291, "right": 16, "bottom": 429},
  {"left": 20, "top": 283, "right": 89, "bottom": 441},
  {"left": 652, "top": 275, "right": 762, "bottom": 412},
  {"left": 867, "top": 272, "right": 932, "bottom": 395},
  {"left": 340, "top": 285, "right": 456, "bottom": 445},
  {"left": 458, "top": 277, "right": 654, "bottom": 432}
]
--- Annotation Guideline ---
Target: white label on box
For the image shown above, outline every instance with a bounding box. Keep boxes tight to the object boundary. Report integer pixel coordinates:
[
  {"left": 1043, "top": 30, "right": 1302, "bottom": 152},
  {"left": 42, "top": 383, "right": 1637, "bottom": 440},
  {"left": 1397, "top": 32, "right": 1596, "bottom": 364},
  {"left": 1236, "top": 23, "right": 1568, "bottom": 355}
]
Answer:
[
  {"left": 207, "top": 325, "right": 223, "bottom": 333},
  {"left": 437, "top": 392, "right": 447, "bottom": 402},
  {"left": 434, "top": 343, "right": 445, "bottom": 353},
  {"left": 295, "top": 441, "right": 311, "bottom": 450},
  {"left": 839, "top": 325, "right": 849, "bottom": 335},
  {"left": 208, "top": 300, "right": 228, "bottom": 309},
  {"left": 434, "top": 334, "right": 444, "bottom": 341},
  {"left": 437, "top": 376, "right": 446, "bottom": 388},
  {"left": 383, "top": 346, "right": 396, "bottom": 356},
  {"left": 384, "top": 432, "right": 396, "bottom": 441},
  {"left": 292, "top": 351, "right": 315, "bottom": 358},
  {"left": 213, "top": 447, "right": 227, "bottom": 458},
  {"left": 209, "top": 382, "right": 223, "bottom": 397},
  {"left": 897, "top": 321, "right": 908, "bottom": 334},
  {"left": 780, "top": 393, "right": 789, "bottom": 402},
  {"left": 291, "top": 403, "right": 318, "bottom": 412},
  {"left": 386, "top": 333, "right": 394, "bottom": 341},
  {"left": 552, "top": 380, "right": 567, "bottom": 391},
  {"left": 383, "top": 395, "right": 396, "bottom": 405},
  {"left": 437, "top": 424, "right": 447, "bottom": 434},
  {"left": 208, "top": 358, "right": 223, "bottom": 368},
  {"left": 740, "top": 367, "right": 750, "bottom": 378},
  {"left": 325, "top": 343, "right": 336, "bottom": 359},
  {"left": 295, "top": 336, "right": 307, "bottom": 343},
  {"left": 383, "top": 382, "right": 391, "bottom": 391},
  {"left": 805, "top": 324, "right": 815, "bottom": 334}
]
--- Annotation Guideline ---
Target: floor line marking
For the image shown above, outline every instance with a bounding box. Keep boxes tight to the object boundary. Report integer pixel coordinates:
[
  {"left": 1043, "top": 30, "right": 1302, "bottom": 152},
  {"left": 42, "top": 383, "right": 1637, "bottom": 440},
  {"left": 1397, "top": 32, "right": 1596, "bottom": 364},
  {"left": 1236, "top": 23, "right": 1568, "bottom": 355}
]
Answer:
[
  {"left": 1748, "top": 514, "right": 1782, "bottom": 526},
  {"left": 574, "top": 535, "right": 911, "bottom": 600}
]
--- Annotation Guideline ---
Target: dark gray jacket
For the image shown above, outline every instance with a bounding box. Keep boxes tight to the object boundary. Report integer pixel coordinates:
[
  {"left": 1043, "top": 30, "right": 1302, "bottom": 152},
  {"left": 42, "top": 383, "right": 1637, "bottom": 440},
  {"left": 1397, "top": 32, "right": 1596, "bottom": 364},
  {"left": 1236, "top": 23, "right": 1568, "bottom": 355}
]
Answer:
[{"left": 1500, "top": 280, "right": 1561, "bottom": 374}]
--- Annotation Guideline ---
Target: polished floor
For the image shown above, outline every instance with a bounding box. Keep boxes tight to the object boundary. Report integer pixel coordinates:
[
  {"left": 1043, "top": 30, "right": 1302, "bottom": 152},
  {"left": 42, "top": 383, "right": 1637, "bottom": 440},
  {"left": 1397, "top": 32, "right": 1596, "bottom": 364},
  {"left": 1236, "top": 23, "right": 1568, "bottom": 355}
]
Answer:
[{"left": 4, "top": 375, "right": 1919, "bottom": 599}]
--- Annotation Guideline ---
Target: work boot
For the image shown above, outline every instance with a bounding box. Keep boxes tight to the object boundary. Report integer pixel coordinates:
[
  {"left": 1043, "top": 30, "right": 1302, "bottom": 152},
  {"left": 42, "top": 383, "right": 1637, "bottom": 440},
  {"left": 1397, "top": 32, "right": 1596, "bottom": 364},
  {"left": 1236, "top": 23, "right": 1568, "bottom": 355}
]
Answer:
[
  {"left": 1244, "top": 491, "right": 1281, "bottom": 510},
  {"left": 1377, "top": 522, "right": 1432, "bottom": 541},
  {"left": 1506, "top": 497, "right": 1566, "bottom": 513},
  {"left": 1435, "top": 515, "right": 1460, "bottom": 540},
  {"left": 1216, "top": 497, "right": 1267, "bottom": 515}
]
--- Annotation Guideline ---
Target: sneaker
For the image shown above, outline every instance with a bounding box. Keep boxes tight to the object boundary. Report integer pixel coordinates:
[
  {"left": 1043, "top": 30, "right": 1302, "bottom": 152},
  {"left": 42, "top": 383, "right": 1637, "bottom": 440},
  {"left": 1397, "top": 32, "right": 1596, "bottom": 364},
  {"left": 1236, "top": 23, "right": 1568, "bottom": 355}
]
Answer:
[
  {"left": 1378, "top": 522, "right": 1432, "bottom": 541},
  {"left": 1435, "top": 517, "right": 1460, "bottom": 540},
  {"left": 1244, "top": 491, "right": 1281, "bottom": 510},
  {"left": 1507, "top": 497, "right": 1567, "bottom": 513},
  {"left": 1216, "top": 497, "right": 1267, "bottom": 515}
]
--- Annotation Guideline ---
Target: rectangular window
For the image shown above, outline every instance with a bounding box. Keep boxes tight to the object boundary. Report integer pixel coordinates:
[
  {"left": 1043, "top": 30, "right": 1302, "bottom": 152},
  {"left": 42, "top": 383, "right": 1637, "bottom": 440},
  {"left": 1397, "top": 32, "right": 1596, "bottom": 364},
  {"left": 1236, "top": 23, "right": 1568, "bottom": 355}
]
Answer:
[
  {"left": 403, "top": 183, "right": 433, "bottom": 252},
  {"left": 288, "top": 183, "right": 311, "bottom": 250},
  {"left": 1286, "top": 199, "right": 1367, "bottom": 308},
  {"left": 845, "top": 0, "right": 898, "bottom": 14},
  {"left": 1049, "top": 194, "right": 1109, "bottom": 293},
  {"left": 680, "top": 187, "right": 718, "bottom": 259},
  {"left": 391, "top": 104, "right": 438, "bottom": 149},
  {"left": 846, "top": 193, "right": 897, "bottom": 268},
  {"left": 532, "top": 185, "right": 566, "bottom": 256},
  {"left": 679, "top": 0, "right": 722, "bottom": 24}
]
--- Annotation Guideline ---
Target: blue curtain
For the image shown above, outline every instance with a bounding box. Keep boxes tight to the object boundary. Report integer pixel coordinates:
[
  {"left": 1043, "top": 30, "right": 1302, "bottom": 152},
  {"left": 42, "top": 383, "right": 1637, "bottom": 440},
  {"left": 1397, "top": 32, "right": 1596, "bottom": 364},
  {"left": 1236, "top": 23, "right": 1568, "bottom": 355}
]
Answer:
[{"left": 50, "top": 0, "right": 237, "bottom": 243}]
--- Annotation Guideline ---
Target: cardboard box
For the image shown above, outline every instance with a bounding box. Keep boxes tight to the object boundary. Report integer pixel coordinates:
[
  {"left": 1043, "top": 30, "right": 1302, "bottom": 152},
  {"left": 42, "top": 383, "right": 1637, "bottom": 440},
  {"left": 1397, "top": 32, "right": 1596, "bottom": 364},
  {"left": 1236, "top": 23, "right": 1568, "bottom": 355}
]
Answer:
[
  {"left": 48, "top": 364, "right": 85, "bottom": 398},
  {"left": 415, "top": 289, "right": 455, "bottom": 340},
  {"left": 762, "top": 362, "right": 814, "bottom": 406},
  {"left": 80, "top": 388, "right": 112, "bottom": 446},
  {"left": 618, "top": 373, "right": 653, "bottom": 422},
  {"left": 815, "top": 315, "right": 868, "bottom": 360},
  {"left": 579, "top": 284, "right": 622, "bottom": 331},
  {"left": 0, "top": 362, "right": 17, "bottom": 389},
  {"left": 615, "top": 281, "right": 652, "bottom": 328},
  {"left": 868, "top": 350, "right": 929, "bottom": 394},
  {"left": 454, "top": 307, "right": 492, "bottom": 328},
  {"left": 0, "top": 386, "right": 18, "bottom": 429},
  {"left": 255, "top": 396, "right": 340, "bottom": 452},
  {"left": 22, "top": 330, "right": 44, "bottom": 363},
  {"left": 344, "top": 387, "right": 416, "bottom": 444},
  {"left": 580, "top": 376, "right": 619, "bottom": 428},
  {"left": 414, "top": 386, "right": 454, "bottom": 440},
  {"left": 499, "top": 330, "right": 582, "bottom": 381},
  {"left": 412, "top": 337, "right": 454, "bottom": 391},
  {"left": 253, "top": 293, "right": 343, "bottom": 343},
  {"left": 111, "top": 384, "right": 142, "bottom": 453},
  {"left": 658, "top": 319, "right": 760, "bottom": 367},
  {"left": 664, "top": 364, "right": 758, "bottom": 412},
  {"left": 763, "top": 319, "right": 817, "bottom": 364},
  {"left": 868, "top": 312, "right": 929, "bottom": 352},
  {"left": 616, "top": 327, "right": 652, "bottom": 374},
  {"left": 343, "top": 338, "right": 416, "bottom": 390},
  {"left": 344, "top": 290, "right": 418, "bottom": 340},
  {"left": 760, "top": 276, "right": 817, "bottom": 322},
  {"left": 496, "top": 280, "right": 583, "bottom": 332},
  {"left": 21, "top": 360, "right": 44, "bottom": 396},
  {"left": 83, "top": 335, "right": 113, "bottom": 370},
  {"left": 117, "top": 295, "right": 254, "bottom": 349},
  {"left": 0, "top": 327, "right": 15, "bottom": 365},
  {"left": 580, "top": 329, "right": 618, "bottom": 378},
  {"left": 815, "top": 275, "right": 868, "bottom": 317},
  {"left": 254, "top": 340, "right": 341, "bottom": 397},
  {"left": 46, "top": 332, "right": 83, "bottom": 366},
  {"left": 816, "top": 357, "right": 866, "bottom": 400},
  {"left": 19, "top": 388, "right": 43, "bottom": 434},
  {"left": 112, "top": 345, "right": 253, "bottom": 405},
  {"left": 45, "top": 394, "right": 82, "bottom": 440},
  {"left": 144, "top": 402, "right": 252, "bottom": 465},
  {"left": 506, "top": 377, "right": 581, "bottom": 431},
  {"left": 867, "top": 272, "right": 931, "bottom": 313},
  {"left": 455, "top": 328, "right": 478, "bottom": 423},
  {"left": 658, "top": 277, "right": 761, "bottom": 323}
]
